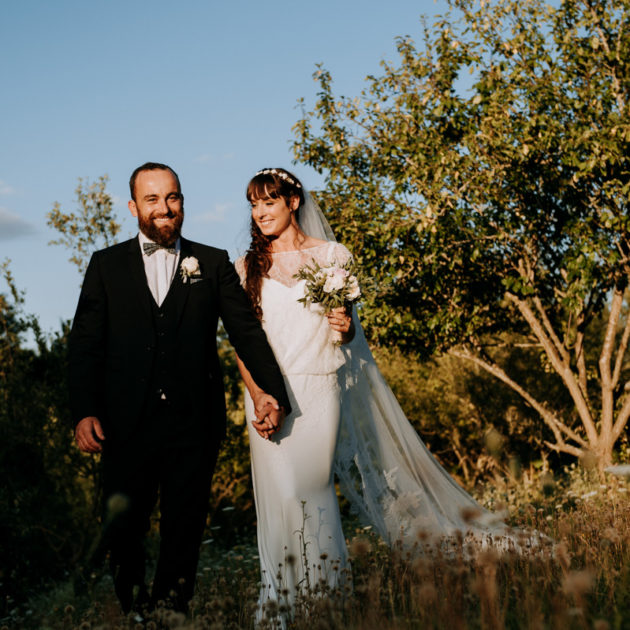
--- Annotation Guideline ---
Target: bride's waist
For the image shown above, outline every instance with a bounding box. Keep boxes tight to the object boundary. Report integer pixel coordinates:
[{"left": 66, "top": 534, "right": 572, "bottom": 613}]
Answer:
[{"left": 276, "top": 347, "right": 345, "bottom": 376}]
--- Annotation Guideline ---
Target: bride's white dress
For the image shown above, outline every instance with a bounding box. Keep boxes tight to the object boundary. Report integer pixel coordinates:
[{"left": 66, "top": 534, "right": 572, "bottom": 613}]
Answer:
[
  {"left": 236, "top": 239, "right": 539, "bottom": 620},
  {"left": 237, "top": 242, "right": 351, "bottom": 612}
]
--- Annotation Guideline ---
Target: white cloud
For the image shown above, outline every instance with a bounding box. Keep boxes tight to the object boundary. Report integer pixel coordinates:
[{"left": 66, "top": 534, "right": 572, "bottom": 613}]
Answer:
[
  {"left": 191, "top": 203, "right": 231, "bottom": 224},
  {"left": 0, "top": 180, "right": 16, "bottom": 195},
  {"left": 0, "top": 207, "right": 37, "bottom": 240}
]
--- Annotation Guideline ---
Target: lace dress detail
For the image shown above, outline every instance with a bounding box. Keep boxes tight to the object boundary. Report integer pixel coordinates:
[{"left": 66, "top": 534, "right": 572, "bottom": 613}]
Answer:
[{"left": 235, "top": 241, "right": 351, "bottom": 288}]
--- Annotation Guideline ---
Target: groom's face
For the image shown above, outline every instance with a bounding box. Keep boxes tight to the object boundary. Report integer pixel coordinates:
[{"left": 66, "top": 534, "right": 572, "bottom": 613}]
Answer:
[{"left": 128, "top": 169, "right": 184, "bottom": 246}]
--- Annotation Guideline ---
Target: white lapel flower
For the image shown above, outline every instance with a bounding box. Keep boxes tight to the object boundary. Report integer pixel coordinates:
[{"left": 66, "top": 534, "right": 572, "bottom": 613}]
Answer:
[{"left": 180, "top": 256, "right": 201, "bottom": 283}]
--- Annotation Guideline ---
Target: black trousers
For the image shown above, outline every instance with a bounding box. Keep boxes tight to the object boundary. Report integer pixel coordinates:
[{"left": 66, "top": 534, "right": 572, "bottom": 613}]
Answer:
[{"left": 101, "top": 399, "right": 220, "bottom": 612}]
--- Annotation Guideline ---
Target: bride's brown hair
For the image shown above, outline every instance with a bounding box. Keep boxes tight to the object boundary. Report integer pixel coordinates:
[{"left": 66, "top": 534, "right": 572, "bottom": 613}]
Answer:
[{"left": 244, "top": 168, "right": 305, "bottom": 319}]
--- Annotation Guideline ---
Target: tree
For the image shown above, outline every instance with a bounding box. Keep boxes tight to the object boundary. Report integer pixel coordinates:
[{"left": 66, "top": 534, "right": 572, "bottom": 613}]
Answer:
[
  {"left": 0, "top": 262, "right": 99, "bottom": 610},
  {"left": 47, "top": 175, "right": 121, "bottom": 275},
  {"left": 293, "top": 0, "right": 630, "bottom": 468}
]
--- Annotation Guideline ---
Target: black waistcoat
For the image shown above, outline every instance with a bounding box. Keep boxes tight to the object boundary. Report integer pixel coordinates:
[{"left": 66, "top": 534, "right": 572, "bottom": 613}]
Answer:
[{"left": 147, "top": 288, "right": 181, "bottom": 409}]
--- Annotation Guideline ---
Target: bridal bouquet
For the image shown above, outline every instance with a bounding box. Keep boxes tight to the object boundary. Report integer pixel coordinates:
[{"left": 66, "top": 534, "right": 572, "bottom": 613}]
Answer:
[{"left": 294, "top": 259, "right": 361, "bottom": 344}]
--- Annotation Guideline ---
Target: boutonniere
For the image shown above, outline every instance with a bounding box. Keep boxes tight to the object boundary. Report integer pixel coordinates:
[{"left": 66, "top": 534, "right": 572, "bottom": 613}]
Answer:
[{"left": 180, "top": 256, "right": 202, "bottom": 283}]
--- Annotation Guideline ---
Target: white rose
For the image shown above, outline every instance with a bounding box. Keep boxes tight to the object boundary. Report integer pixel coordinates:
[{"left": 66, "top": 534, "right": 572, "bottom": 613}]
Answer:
[
  {"left": 326, "top": 266, "right": 348, "bottom": 279},
  {"left": 323, "top": 274, "right": 345, "bottom": 293},
  {"left": 347, "top": 276, "right": 361, "bottom": 300},
  {"left": 181, "top": 256, "right": 200, "bottom": 275}
]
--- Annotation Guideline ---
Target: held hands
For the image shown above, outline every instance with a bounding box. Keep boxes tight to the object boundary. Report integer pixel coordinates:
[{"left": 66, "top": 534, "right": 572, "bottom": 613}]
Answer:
[
  {"left": 75, "top": 416, "right": 105, "bottom": 453},
  {"left": 252, "top": 393, "right": 285, "bottom": 440},
  {"left": 326, "top": 306, "right": 354, "bottom": 343}
]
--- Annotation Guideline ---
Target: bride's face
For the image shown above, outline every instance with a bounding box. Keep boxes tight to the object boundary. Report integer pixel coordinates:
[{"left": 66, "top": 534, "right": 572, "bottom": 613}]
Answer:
[{"left": 250, "top": 194, "right": 299, "bottom": 237}]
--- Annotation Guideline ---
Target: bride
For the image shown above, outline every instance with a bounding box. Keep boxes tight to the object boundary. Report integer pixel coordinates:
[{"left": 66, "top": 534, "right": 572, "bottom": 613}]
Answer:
[{"left": 234, "top": 167, "right": 527, "bottom": 621}]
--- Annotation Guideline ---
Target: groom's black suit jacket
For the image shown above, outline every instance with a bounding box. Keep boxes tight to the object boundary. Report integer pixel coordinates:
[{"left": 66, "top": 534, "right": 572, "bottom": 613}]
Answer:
[{"left": 69, "top": 236, "right": 289, "bottom": 444}]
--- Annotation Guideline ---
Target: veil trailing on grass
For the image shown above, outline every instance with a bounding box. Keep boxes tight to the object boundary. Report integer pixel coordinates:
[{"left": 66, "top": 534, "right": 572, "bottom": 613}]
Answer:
[{"left": 298, "top": 191, "right": 525, "bottom": 551}]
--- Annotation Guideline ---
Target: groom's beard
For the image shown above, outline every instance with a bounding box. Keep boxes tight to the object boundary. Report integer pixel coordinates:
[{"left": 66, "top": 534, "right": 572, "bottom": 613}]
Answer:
[{"left": 138, "top": 207, "right": 184, "bottom": 247}]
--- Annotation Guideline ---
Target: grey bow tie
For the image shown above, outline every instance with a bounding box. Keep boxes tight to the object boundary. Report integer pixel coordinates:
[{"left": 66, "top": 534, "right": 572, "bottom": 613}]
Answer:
[{"left": 143, "top": 242, "right": 177, "bottom": 256}]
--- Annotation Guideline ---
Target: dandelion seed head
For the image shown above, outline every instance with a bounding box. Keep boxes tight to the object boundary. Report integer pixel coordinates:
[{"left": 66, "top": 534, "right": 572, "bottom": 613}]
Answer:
[{"left": 563, "top": 570, "right": 594, "bottom": 598}]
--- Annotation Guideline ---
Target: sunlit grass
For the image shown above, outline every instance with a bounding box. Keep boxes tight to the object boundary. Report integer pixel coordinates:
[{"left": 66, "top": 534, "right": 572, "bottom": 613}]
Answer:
[{"left": 6, "top": 467, "right": 630, "bottom": 629}]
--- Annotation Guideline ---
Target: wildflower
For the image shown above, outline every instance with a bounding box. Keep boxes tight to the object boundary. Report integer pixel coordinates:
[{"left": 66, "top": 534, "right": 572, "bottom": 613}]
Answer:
[
  {"left": 349, "top": 537, "right": 370, "bottom": 557},
  {"left": 562, "top": 570, "right": 594, "bottom": 598},
  {"left": 461, "top": 506, "right": 483, "bottom": 523},
  {"left": 602, "top": 528, "right": 621, "bottom": 545},
  {"left": 554, "top": 542, "right": 571, "bottom": 572}
]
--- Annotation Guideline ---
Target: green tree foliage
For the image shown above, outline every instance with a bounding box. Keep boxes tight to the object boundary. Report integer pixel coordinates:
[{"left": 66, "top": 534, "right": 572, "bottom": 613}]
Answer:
[
  {"left": 208, "top": 326, "right": 256, "bottom": 544},
  {"left": 0, "top": 262, "right": 99, "bottom": 611},
  {"left": 375, "top": 339, "right": 574, "bottom": 486},
  {"left": 293, "top": 0, "right": 630, "bottom": 467},
  {"left": 47, "top": 175, "right": 121, "bottom": 275}
]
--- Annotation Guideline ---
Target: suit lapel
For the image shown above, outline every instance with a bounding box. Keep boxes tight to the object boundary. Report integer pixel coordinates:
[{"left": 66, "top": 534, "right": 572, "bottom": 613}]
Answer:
[
  {"left": 169, "top": 237, "right": 193, "bottom": 326},
  {"left": 127, "top": 238, "right": 152, "bottom": 319}
]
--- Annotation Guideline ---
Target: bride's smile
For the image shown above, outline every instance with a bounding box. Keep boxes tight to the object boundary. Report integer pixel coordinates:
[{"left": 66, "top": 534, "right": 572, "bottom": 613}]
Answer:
[{"left": 250, "top": 195, "right": 297, "bottom": 238}]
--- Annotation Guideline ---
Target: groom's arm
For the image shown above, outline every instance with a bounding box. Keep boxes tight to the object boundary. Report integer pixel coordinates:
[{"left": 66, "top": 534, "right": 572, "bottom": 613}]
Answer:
[
  {"left": 215, "top": 250, "right": 291, "bottom": 415},
  {"left": 68, "top": 253, "right": 108, "bottom": 438}
]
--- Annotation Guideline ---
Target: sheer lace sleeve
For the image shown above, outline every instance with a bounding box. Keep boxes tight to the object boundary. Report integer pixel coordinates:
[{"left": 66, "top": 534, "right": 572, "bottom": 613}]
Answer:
[
  {"left": 327, "top": 242, "right": 353, "bottom": 266},
  {"left": 251, "top": 242, "right": 355, "bottom": 288}
]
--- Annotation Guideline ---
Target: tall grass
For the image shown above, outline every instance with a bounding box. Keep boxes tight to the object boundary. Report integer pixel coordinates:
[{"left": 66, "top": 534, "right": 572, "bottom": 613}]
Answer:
[{"left": 6, "top": 467, "right": 630, "bottom": 629}]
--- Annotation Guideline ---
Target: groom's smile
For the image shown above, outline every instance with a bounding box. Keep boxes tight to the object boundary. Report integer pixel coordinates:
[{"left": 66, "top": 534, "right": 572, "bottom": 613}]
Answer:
[{"left": 128, "top": 169, "right": 184, "bottom": 246}]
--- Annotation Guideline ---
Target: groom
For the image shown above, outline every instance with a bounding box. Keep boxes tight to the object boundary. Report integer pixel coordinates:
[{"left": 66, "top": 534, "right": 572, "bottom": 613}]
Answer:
[{"left": 69, "top": 162, "right": 288, "bottom": 613}]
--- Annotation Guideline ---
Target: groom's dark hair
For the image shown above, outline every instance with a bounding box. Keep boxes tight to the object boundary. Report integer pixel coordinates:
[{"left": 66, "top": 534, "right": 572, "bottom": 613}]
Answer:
[{"left": 129, "top": 162, "right": 182, "bottom": 201}]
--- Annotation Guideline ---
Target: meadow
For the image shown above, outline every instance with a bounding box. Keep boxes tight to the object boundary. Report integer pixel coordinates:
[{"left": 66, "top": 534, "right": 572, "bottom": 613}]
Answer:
[{"left": 8, "top": 464, "right": 630, "bottom": 630}]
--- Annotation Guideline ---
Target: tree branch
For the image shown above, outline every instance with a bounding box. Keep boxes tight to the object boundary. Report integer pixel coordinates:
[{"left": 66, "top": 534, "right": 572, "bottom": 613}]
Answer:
[
  {"left": 599, "top": 288, "right": 624, "bottom": 442},
  {"left": 532, "top": 294, "right": 570, "bottom": 364},
  {"left": 506, "top": 293, "right": 598, "bottom": 444},
  {"left": 543, "top": 440, "right": 584, "bottom": 459},
  {"left": 450, "top": 346, "right": 589, "bottom": 450},
  {"left": 575, "top": 321, "right": 588, "bottom": 397},
  {"left": 613, "top": 389, "right": 630, "bottom": 442},
  {"left": 612, "top": 301, "right": 630, "bottom": 389}
]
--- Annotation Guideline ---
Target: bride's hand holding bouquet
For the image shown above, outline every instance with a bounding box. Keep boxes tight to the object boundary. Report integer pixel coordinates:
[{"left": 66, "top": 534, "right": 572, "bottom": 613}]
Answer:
[{"left": 294, "top": 259, "right": 361, "bottom": 344}]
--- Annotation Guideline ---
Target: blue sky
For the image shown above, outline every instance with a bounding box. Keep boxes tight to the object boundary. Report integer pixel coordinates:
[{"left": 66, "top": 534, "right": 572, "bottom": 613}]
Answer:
[{"left": 1, "top": 0, "right": 449, "bottom": 336}]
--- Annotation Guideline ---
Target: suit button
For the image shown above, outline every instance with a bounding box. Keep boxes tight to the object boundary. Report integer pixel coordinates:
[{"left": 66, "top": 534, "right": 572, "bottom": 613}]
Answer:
[
  {"left": 158, "top": 332, "right": 165, "bottom": 337},
  {"left": 158, "top": 313, "right": 164, "bottom": 318}
]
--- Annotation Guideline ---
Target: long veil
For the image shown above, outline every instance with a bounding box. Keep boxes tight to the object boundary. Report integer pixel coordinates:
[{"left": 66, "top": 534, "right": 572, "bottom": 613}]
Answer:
[{"left": 299, "top": 192, "right": 516, "bottom": 550}]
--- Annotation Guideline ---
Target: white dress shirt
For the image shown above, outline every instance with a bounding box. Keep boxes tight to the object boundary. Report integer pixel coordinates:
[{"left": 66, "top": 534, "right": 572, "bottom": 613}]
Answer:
[{"left": 138, "top": 232, "right": 181, "bottom": 306}]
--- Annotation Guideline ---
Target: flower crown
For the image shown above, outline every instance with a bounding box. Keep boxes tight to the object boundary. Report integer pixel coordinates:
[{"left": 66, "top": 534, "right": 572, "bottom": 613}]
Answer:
[{"left": 254, "top": 168, "right": 302, "bottom": 189}]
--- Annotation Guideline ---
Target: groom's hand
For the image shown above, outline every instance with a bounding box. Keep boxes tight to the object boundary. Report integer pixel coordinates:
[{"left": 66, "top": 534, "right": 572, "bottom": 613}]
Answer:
[
  {"left": 266, "top": 406, "right": 286, "bottom": 435},
  {"left": 75, "top": 416, "right": 106, "bottom": 453},
  {"left": 252, "top": 396, "right": 285, "bottom": 440},
  {"left": 253, "top": 393, "right": 279, "bottom": 422}
]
